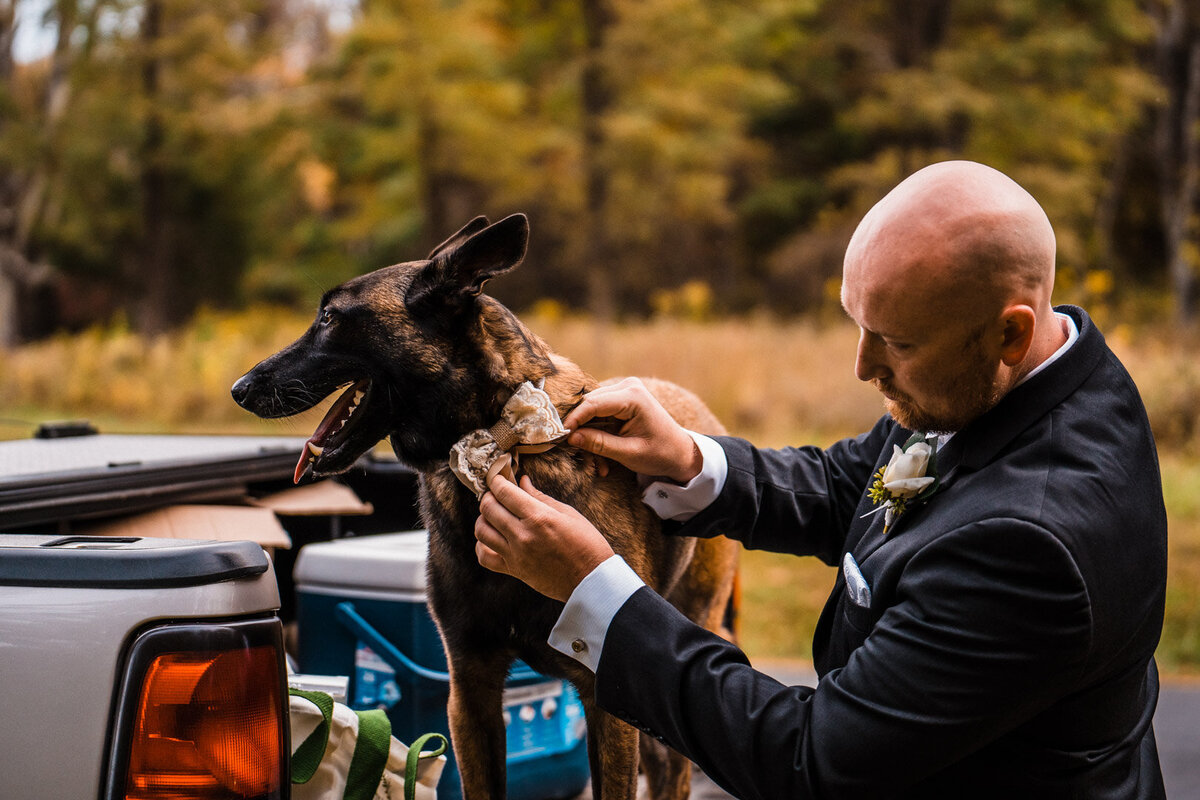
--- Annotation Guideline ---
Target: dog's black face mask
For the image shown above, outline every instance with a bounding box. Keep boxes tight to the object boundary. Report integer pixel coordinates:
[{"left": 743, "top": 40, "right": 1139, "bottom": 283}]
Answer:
[{"left": 231, "top": 213, "right": 533, "bottom": 482}]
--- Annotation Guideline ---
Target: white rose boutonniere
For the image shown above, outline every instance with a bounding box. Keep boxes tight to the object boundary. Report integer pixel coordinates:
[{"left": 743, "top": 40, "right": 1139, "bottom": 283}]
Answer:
[{"left": 866, "top": 433, "right": 940, "bottom": 531}]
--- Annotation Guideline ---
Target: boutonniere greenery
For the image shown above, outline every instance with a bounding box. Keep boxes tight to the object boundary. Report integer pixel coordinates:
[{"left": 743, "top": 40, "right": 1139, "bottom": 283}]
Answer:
[{"left": 866, "top": 433, "right": 940, "bottom": 532}]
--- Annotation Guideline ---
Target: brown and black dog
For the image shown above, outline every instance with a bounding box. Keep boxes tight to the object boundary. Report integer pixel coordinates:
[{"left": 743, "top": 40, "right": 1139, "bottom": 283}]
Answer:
[{"left": 232, "top": 213, "right": 738, "bottom": 800}]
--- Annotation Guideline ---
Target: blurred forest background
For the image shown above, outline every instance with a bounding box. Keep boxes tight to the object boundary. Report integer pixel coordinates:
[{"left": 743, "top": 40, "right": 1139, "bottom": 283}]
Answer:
[
  {"left": 3, "top": 0, "right": 1200, "bottom": 338},
  {"left": 3, "top": 0, "right": 1200, "bottom": 672}
]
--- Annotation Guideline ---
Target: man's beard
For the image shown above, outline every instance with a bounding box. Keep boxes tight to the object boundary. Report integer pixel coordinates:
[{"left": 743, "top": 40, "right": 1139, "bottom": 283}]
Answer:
[{"left": 875, "top": 346, "right": 1001, "bottom": 434}]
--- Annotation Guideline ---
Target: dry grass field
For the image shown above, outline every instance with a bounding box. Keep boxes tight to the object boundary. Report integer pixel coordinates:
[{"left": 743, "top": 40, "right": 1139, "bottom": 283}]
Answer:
[{"left": 1, "top": 307, "right": 1197, "bottom": 673}]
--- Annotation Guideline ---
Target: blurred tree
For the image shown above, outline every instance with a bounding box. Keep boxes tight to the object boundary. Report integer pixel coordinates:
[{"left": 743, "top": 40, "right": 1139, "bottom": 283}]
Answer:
[
  {"left": 591, "top": 0, "right": 785, "bottom": 312},
  {"left": 747, "top": 0, "right": 1158, "bottom": 314},
  {"left": 281, "top": 0, "right": 781, "bottom": 316},
  {"left": 279, "top": 0, "right": 529, "bottom": 296},
  {"left": 0, "top": 0, "right": 80, "bottom": 344},
  {"left": 1150, "top": 0, "right": 1200, "bottom": 323},
  {"left": 579, "top": 0, "right": 615, "bottom": 317},
  {"left": 3, "top": 0, "right": 306, "bottom": 337},
  {"left": 2, "top": 0, "right": 1196, "bottom": 332},
  {"left": 121, "top": 0, "right": 284, "bottom": 332}
]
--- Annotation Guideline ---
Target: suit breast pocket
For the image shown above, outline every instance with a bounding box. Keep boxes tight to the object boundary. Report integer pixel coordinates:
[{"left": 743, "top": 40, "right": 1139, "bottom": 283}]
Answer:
[{"left": 841, "top": 592, "right": 877, "bottom": 636}]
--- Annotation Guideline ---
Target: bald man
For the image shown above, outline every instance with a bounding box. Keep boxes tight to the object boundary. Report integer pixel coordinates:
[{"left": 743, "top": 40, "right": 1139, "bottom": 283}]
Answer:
[{"left": 475, "top": 162, "right": 1167, "bottom": 798}]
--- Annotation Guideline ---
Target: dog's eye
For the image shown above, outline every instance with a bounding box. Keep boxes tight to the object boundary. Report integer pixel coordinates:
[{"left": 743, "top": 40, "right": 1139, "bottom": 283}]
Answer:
[{"left": 320, "top": 309, "right": 334, "bottom": 327}]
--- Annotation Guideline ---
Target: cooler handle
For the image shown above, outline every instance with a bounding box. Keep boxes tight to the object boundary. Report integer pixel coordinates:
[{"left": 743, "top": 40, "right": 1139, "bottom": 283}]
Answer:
[
  {"left": 333, "top": 601, "right": 545, "bottom": 685},
  {"left": 334, "top": 601, "right": 451, "bottom": 683}
]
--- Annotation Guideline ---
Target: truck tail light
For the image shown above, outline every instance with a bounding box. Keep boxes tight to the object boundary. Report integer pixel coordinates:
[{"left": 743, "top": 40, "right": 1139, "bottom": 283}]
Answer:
[{"left": 105, "top": 619, "right": 288, "bottom": 800}]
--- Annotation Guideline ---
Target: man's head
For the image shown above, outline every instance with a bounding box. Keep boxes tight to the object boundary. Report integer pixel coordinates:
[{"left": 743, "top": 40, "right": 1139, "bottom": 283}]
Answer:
[{"left": 840, "top": 160, "right": 1062, "bottom": 433}]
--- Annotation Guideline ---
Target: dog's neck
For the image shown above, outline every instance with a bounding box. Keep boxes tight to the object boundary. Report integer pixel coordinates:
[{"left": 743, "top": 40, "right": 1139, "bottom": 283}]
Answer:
[{"left": 475, "top": 303, "right": 596, "bottom": 422}]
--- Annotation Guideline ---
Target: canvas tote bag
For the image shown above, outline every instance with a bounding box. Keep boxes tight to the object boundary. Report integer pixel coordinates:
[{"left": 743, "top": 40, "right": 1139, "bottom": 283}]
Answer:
[{"left": 289, "top": 688, "right": 448, "bottom": 800}]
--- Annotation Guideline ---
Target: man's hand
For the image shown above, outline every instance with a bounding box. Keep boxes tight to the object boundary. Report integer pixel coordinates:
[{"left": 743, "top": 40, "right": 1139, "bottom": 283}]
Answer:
[
  {"left": 475, "top": 471, "right": 615, "bottom": 602},
  {"left": 563, "top": 377, "right": 702, "bottom": 484}
]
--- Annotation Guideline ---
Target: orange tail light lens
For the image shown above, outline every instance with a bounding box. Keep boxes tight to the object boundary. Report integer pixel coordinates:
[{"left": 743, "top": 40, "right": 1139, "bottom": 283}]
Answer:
[{"left": 106, "top": 620, "right": 287, "bottom": 800}]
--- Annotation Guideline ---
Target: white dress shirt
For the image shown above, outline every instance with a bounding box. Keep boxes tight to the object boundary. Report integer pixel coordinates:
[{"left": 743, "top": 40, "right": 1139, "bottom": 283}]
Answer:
[{"left": 548, "top": 312, "right": 1080, "bottom": 670}]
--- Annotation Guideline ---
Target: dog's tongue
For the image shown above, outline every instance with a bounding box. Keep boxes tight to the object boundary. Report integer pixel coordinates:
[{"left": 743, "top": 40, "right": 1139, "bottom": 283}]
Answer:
[{"left": 294, "top": 380, "right": 369, "bottom": 483}]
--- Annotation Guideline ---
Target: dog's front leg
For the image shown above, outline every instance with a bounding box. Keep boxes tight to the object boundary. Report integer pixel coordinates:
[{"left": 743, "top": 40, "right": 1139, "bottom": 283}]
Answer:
[
  {"left": 446, "top": 655, "right": 509, "bottom": 799},
  {"left": 640, "top": 735, "right": 693, "bottom": 800},
  {"left": 582, "top": 704, "right": 641, "bottom": 800}
]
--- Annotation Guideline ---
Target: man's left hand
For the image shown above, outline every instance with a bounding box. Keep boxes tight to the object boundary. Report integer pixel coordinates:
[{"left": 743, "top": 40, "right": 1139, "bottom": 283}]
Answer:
[{"left": 475, "top": 471, "right": 616, "bottom": 602}]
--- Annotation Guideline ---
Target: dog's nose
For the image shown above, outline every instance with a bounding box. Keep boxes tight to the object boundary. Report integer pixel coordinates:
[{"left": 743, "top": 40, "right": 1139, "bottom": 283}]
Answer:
[{"left": 231, "top": 374, "right": 252, "bottom": 407}]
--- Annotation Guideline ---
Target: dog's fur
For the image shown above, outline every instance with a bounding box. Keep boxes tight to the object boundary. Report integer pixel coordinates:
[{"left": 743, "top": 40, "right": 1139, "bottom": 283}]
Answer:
[{"left": 232, "top": 214, "right": 739, "bottom": 800}]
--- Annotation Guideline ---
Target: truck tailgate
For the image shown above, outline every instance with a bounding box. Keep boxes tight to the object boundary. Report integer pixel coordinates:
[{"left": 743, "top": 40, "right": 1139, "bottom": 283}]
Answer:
[{"left": 0, "top": 535, "right": 281, "bottom": 799}]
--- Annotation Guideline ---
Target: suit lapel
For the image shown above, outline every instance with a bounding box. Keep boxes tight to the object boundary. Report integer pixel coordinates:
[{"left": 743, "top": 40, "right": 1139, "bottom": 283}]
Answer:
[
  {"left": 844, "top": 427, "right": 912, "bottom": 561},
  {"left": 815, "top": 307, "right": 1105, "bottom": 677}
]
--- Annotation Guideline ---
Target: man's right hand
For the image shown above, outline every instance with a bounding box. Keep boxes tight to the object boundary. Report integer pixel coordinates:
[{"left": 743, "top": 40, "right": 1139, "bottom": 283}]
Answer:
[{"left": 562, "top": 377, "right": 703, "bottom": 484}]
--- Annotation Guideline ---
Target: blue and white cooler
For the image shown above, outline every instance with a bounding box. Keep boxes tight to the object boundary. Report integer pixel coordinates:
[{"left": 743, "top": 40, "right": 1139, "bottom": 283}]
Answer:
[{"left": 293, "top": 531, "right": 591, "bottom": 800}]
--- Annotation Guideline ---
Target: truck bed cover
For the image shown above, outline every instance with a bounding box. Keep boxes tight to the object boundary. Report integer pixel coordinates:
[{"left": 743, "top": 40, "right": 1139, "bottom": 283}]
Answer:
[{"left": 0, "top": 433, "right": 305, "bottom": 529}]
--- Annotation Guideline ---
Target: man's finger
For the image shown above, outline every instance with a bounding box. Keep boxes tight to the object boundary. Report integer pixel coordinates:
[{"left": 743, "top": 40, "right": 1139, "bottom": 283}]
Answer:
[
  {"left": 474, "top": 539, "right": 507, "bottom": 574},
  {"left": 486, "top": 470, "right": 546, "bottom": 520},
  {"left": 562, "top": 386, "right": 639, "bottom": 430},
  {"left": 474, "top": 513, "right": 506, "bottom": 550},
  {"left": 479, "top": 485, "right": 518, "bottom": 527},
  {"left": 519, "top": 475, "right": 576, "bottom": 516},
  {"left": 567, "top": 426, "right": 628, "bottom": 460}
]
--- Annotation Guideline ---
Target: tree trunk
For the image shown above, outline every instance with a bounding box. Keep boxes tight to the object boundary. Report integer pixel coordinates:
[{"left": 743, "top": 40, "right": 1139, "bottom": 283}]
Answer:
[
  {"left": 889, "top": 0, "right": 952, "bottom": 68},
  {"left": 137, "top": 0, "right": 173, "bottom": 335},
  {"left": 580, "top": 0, "right": 616, "bottom": 319},
  {"left": 0, "top": 0, "right": 73, "bottom": 344},
  {"left": 1153, "top": 0, "right": 1200, "bottom": 324},
  {"left": 0, "top": 2, "right": 17, "bottom": 346},
  {"left": 0, "top": 245, "right": 55, "bottom": 346}
]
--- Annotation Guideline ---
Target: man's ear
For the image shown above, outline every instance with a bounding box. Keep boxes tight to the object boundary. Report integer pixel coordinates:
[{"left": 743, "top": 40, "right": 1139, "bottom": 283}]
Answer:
[
  {"left": 407, "top": 213, "right": 530, "bottom": 314},
  {"left": 999, "top": 304, "right": 1036, "bottom": 366}
]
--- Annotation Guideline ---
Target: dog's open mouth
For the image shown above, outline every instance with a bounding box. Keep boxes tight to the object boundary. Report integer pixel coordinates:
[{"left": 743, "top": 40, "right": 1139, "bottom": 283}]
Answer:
[{"left": 295, "top": 379, "right": 372, "bottom": 483}]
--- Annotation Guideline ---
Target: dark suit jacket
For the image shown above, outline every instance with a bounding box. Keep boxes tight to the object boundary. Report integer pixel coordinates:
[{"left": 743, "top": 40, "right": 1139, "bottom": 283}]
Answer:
[{"left": 596, "top": 306, "right": 1168, "bottom": 799}]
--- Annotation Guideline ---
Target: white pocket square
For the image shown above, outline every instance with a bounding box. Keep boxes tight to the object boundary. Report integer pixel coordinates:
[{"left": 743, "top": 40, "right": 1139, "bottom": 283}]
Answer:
[{"left": 842, "top": 552, "right": 872, "bottom": 609}]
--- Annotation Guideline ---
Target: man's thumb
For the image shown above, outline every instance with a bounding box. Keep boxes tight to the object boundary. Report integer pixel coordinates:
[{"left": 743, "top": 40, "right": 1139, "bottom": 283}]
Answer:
[{"left": 568, "top": 427, "right": 610, "bottom": 457}]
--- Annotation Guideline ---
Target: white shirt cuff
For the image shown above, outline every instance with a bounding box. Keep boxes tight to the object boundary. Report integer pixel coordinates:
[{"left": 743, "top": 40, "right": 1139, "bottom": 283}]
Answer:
[
  {"left": 639, "top": 431, "right": 728, "bottom": 521},
  {"left": 548, "top": 555, "right": 645, "bottom": 672}
]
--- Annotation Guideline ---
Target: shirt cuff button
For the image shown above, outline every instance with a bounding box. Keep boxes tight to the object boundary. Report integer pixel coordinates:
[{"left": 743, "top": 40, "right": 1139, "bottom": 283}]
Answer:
[
  {"left": 571, "top": 639, "right": 588, "bottom": 654},
  {"left": 657, "top": 489, "right": 669, "bottom": 499}
]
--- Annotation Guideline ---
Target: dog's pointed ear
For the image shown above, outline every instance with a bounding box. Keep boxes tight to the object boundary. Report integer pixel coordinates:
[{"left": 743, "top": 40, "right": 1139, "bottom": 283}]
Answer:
[
  {"left": 427, "top": 216, "right": 490, "bottom": 260},
  {"left": 446, "top": 213, "right": 529, "bottom": 295},
  {"left": 408, "top": 214, "right": 529, "bottom": 314}
]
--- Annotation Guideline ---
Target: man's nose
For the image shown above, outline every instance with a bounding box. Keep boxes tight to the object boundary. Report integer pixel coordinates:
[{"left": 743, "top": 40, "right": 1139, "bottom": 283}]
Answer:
[{"left": 854, "top": 330, "right": 888, "bottom": 383}]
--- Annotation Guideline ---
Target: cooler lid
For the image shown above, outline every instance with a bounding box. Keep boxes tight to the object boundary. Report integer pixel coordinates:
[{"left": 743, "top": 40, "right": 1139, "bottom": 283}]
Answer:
[{"left": 294, "top": 530, "right": 429, "bottom": 594}]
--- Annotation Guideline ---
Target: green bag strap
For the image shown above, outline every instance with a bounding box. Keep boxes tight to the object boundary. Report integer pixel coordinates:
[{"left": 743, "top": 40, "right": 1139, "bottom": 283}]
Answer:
[
  {"left": 404, "top": 732, "right": 449, "bottom": 800},
  {"left": 344, "top": 708, "right": 393, "bottom": 800},
  {"left": 288, "top": 689, "right": 334, "bottom": 785}
]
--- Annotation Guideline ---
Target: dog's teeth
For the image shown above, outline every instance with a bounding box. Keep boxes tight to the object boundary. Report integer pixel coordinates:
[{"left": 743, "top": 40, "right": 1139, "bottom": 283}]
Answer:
[
  {"left": 354, "top": 390, "right": 364, "bottom": 404},
  {"left": 346, "top": 405, "right": 356, "bottom": 417},
  {"left": 307, "top": 442, "right": 324, "bottom": 456}
]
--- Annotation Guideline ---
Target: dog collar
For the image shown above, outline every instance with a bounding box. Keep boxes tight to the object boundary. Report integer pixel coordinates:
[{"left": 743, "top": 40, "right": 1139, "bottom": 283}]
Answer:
[{"left": 448, "top": 379, "right": 569, "bottom": 497}]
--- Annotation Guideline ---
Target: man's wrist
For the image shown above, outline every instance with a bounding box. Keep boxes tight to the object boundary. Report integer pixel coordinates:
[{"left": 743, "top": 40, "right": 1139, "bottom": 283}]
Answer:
[
  {"left": 561, "top": 544, "right": 618, "bottom": 603},
  {"left": 669, "top": 436, "right": 705, "bottom": 485},
  {"left": 641, "top": 432, "right": 727, "bottom": 522},
  {"left": 549, "top": 555, "right": 645, "bottom": 672}
]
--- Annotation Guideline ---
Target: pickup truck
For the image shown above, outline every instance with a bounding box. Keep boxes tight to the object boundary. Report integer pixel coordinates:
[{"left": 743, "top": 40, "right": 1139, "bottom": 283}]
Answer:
[{"left": 0, "top": 428, "right": 418, "bottom": 800}]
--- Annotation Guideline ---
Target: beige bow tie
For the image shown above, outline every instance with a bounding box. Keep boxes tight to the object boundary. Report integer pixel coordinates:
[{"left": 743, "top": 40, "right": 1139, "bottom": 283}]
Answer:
[{"left": 449, "top": 380, "right": 570, "bottom": 497}]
